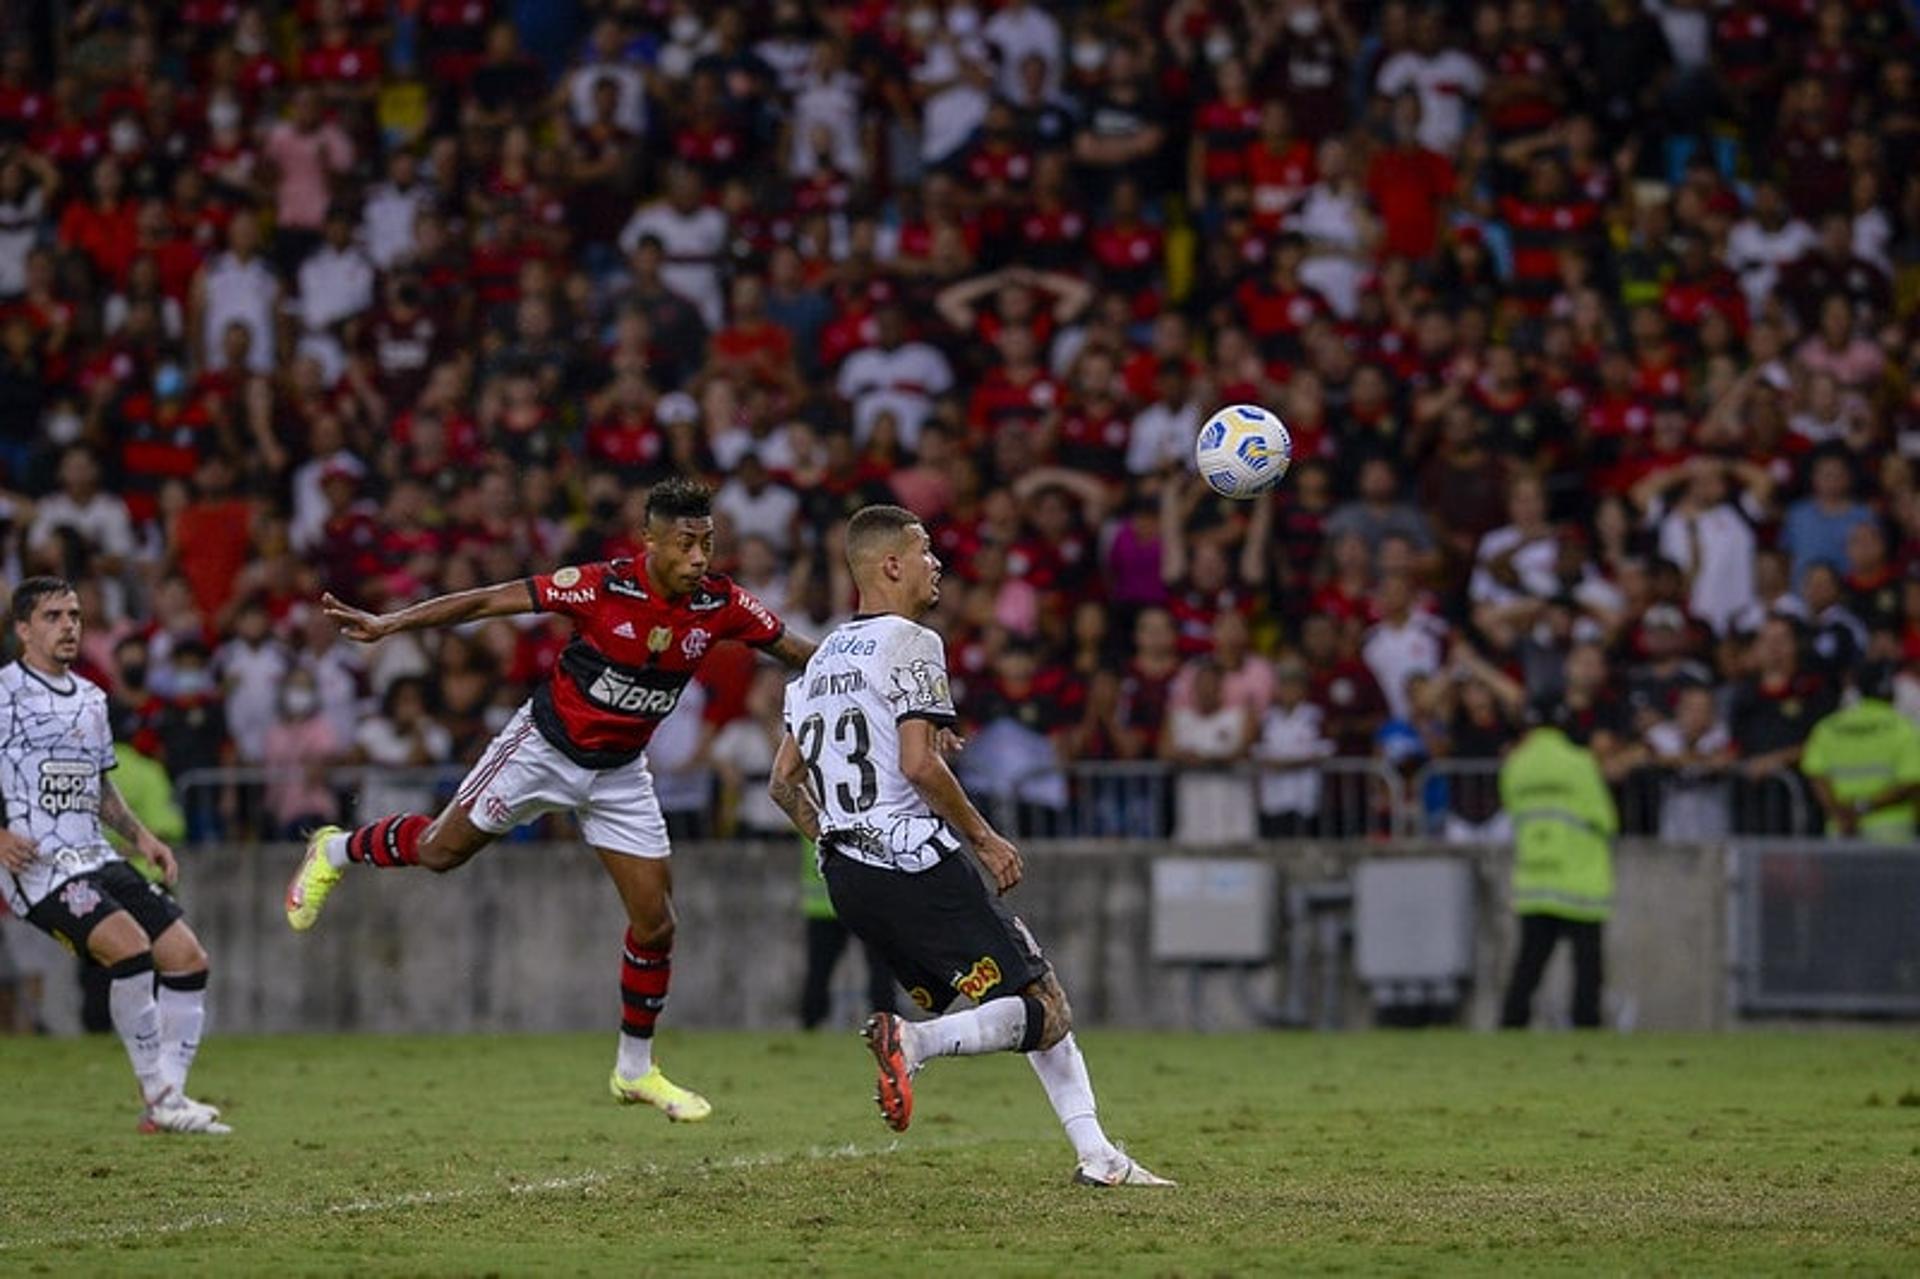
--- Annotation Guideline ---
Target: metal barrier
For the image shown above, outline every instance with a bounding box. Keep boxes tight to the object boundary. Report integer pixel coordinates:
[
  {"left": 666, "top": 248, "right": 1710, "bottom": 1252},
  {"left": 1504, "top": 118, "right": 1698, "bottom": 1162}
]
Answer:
[
  {"left": 1408, "top": 759, "right": 1811, "bottom": 841},
  {"left": 177, "top": 757, "right": 1816, "bottom": 849},
  {"left": 967, "top": 758, "right": 1409, "bottom": 843},
  {"left": 1729, "top": 840, "right": 1920, "bottom": 1016}
]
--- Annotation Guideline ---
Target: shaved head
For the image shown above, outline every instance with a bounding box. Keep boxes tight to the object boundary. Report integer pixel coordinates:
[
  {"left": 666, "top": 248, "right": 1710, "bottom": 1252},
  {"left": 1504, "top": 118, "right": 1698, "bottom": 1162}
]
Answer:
[{"left": 845, "top": 504, "right": 923, "bottom": 572}]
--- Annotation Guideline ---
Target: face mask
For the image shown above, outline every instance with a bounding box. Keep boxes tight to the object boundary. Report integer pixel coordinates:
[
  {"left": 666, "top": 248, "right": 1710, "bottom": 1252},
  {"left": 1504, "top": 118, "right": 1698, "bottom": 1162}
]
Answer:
[
  {"left": 109, "top": 120, "right": 143, "bottom": 155},
  {"left": 235, "top": 26, "right": 263, "bottom": 56},
  {"left": 1287, "top": 6, "right": 1322, "bottom": 35},
  {"left": 46, "top": 404, "right": 83, "bottom": 445},
  {"left": 1071, "top": 39, "right": 1107, "bottom": 71},
  {"left": 283, "top": 689, "right": 318, "bottom": 717},
  {"left": 155, "top": 362, "right": 185, "bottom": 400},
  {"left": 1204, "top": 33, "right": 1235, "bottom": 64},
  {"left": 173, "top": 669, "right": 214, "bottom": 696},
  {"left": 905, "top": 7, "right": 937, "bottom": 37},
  {"left": 670, "top": 14, "right": 702, "bottom": 44}
]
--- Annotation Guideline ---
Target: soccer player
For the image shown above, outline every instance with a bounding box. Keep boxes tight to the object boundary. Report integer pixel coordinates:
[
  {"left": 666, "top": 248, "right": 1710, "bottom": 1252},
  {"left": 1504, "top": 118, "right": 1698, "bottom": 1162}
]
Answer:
[
  {"left": 0, "top": 577, "right": 227, "bottom": 1134},
  {"left": 284, "top": 478, "right": 816, "bottom": 1120},
  {"left": 768, "top": 505, "right": 1174, "bottom": 1187}
]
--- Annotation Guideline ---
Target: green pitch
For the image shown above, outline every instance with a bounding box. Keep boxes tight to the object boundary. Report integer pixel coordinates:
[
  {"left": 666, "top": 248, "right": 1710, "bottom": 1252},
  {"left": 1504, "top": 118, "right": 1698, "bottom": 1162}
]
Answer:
[{"left": 0, "top": 1031, "right": 1915, "bottom": 1275}]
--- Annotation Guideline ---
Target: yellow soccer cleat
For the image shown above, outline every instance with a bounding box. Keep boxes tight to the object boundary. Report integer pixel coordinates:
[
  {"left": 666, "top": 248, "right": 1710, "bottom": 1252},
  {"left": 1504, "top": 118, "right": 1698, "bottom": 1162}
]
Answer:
[
  {"left": 609, "top": 1065, "right": 712, "bottom": 1122},
  {"left": 285, "top": 825, "right": 345, "bottom": 932}
]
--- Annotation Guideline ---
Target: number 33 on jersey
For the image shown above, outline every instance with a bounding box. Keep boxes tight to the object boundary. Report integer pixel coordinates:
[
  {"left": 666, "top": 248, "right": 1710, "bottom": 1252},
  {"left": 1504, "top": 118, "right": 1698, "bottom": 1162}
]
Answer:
[{"left": 784, "top": 614, "right": 960, "bottom": 873}]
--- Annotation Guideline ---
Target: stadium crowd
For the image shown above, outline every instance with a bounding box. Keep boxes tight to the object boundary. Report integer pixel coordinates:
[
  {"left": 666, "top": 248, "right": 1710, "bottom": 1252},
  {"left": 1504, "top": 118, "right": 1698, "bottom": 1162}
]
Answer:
[{"left": 3, "top": 0, "right": 1920, "bottom": 845}]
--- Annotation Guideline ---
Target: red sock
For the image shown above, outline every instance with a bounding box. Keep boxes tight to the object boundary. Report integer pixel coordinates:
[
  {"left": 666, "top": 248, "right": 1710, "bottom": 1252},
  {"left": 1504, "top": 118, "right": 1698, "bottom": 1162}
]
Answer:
[
  {"left": 345, "top": 814, "right": 429, "bottom": 867},
  {"left": 619, "top": 930, "right": 671, "bottom": 1038}
]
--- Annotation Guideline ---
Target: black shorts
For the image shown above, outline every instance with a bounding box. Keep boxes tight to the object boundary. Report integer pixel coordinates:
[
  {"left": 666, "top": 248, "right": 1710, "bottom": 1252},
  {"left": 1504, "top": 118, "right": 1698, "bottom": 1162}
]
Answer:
[
  {"left": 822, "top": 842, "right": 1048, "bottom": 1015},
  {"left": 25, "top": 861, "right": 183, "bottom": 954}
]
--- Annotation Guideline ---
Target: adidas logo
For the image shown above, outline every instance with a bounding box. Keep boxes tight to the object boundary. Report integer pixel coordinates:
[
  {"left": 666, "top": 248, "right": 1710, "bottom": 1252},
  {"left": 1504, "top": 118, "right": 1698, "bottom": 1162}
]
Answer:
[{"left": 613, "top": 622, "right": 636, "bottom": 638}]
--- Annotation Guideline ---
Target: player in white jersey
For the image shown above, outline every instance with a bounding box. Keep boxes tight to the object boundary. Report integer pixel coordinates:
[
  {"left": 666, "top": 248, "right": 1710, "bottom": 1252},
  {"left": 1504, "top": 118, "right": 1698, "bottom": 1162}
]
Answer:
[
  {"left": 0, "top": 578, "right": 227, "bottom": 1134},
  {"left": 769, "top": 506, "right": 1172, "bottom": 1188}
]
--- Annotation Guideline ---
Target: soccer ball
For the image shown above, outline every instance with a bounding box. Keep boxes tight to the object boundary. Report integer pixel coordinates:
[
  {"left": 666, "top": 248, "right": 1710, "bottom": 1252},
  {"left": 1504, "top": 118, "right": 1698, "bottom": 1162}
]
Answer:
[{"left": 1195, "top": 404, "right": 1292, "bottom": 498}]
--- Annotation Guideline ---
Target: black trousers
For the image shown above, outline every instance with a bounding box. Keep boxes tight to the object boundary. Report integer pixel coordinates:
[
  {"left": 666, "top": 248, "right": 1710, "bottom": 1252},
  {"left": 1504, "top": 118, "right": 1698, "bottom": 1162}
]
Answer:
[
  {"left": 1500, "top": 914, "right": 1604, "bottom": 1029},
  {"left": 800, "top": 917, "right": 896, "bottom": 1029}
]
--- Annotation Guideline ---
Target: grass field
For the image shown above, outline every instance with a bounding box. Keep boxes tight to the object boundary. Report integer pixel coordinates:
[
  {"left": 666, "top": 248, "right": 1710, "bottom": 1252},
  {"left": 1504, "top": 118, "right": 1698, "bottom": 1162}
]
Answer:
[{"left": 0, "top": 1030, "right": 1916, "bottom": 1276}]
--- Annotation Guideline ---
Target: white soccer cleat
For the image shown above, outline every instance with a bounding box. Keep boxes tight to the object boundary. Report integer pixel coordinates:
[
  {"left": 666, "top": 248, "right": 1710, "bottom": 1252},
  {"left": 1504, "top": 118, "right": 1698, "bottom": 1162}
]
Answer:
[
  {"left": 140, "top": 1090, "right": 232, "bottom": 1135},
  {"left": 1072, "top": 1150, "right": 1176, "bottom": 1188}
]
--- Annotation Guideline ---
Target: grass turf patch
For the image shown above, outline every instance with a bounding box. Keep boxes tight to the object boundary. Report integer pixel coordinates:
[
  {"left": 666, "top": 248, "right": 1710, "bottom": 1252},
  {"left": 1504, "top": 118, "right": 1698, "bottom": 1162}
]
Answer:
[{"left": 0, "top": 1030, "right": 1915, "bottom": 1275}]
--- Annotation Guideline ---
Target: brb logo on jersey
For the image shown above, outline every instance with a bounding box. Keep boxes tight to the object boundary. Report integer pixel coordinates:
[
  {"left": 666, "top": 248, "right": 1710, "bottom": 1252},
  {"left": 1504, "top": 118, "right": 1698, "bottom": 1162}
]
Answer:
[
  {"left": 37, "top": 759, "right": 96, "bottom": 816},
  {"left": 585, "top": 667, "right": 683, "bottom": 716}
]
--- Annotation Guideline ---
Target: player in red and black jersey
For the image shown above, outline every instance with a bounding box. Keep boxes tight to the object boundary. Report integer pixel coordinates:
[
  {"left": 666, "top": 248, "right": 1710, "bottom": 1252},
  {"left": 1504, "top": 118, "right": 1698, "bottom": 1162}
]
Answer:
[{"left": 283, "top": 478, "right": 818, "bottom": 1120}]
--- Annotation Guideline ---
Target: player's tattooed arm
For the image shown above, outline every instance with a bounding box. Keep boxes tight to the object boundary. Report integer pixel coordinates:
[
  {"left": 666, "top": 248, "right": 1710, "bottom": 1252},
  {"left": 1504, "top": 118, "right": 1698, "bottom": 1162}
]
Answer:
[
  {"left": 767, "top": 731, "right": 822, "bottom": 842},
  {"left": 100, "top": 778, "right": 180, "bottom": 885},
  {"left": 762, "top": 629, "right": 818, "bottom": 671},
  {"left": 320, "top": 581, "right": 533, "bottom": 641}
]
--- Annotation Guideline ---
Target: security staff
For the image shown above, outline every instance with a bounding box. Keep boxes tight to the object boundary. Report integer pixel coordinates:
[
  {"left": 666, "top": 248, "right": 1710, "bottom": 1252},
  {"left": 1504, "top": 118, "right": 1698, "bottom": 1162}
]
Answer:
[
  {"left": 1499, "top": 704, "right": 1617, "bottom": 1029},
  {"left": 1801, "top": 661, "right": 1920, "bottom": 841}
]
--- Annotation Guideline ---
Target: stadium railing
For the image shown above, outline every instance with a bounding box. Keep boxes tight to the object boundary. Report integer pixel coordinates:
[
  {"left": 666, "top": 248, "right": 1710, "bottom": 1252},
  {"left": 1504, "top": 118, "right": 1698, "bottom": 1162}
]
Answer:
[
  {"left": 1408, "top": 758, "right": 1812, "bottom": 841},
  {"left": 171, "top": 758, "right": 1810, "bottom": 847}
]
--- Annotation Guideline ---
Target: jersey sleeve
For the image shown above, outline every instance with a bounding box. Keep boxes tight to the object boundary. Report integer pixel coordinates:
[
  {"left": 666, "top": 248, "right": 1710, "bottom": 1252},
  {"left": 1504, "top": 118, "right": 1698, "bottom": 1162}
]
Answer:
[
  {"left": 526, "top": 562, "right": 610, "bottom": 619},
  {"left": 883, "top": 626, "right": 957, "bottom": 727},
  {"left": 723, "top": 584, "right": 785, "bottom": 648}
]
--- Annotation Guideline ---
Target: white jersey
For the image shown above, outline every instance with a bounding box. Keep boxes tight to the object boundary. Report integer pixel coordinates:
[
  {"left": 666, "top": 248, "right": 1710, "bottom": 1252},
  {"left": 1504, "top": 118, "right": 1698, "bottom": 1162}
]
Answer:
[
  {"left": 0, "top": 662, "right": 120, "bottom": 912},
  {"left": 784, "top": 614, "right": 962, "bottom": 873}
]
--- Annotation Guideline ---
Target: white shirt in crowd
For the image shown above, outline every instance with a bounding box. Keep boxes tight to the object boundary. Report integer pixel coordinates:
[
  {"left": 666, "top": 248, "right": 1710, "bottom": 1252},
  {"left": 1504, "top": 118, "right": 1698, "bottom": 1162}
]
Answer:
[
  {"left": 1468, "top": 526, "right": 1561, "bottom": 606},
  {"left": 298, "top": 242, "right": 376, "bottom": 333},
  {"left": 201, "top": 251, "right": 280, "bottom": 373},
  {"left": 789, "top": 69, "right": 865, "bottom": 178},
  {"left": 29, "top": 491, "right": 135, "bottom": 561},
  {"left": 618, "top": 200, "right": 729, "bottom": 330},
  {"left": 362, "top": 180, "right": 425, "bottom": 269},
  {"left": 915, "top": 35, "right": 993, "bottom": 165},
  {"left": 984, "top": 1, "right": 1062, "bottom": 98},
  {"left": 354, "top": 712, "right": 453, "bottom": 819},
  {"left": 568, "top": 62, "right": 647, "bottom": 135},
  {"left": 1127, "top": 399, "right": 1202, "bottom": 475},
  {"left": 1169, "top": 702, "right": 1254, "bottom": 844},
  {"left": 1292, "top": 185, "right": 1370, "bottom": 319},
  {"left": 1654, "top": 495, "right": 1761, "bottom": 635},
  {"left": 1375, "top": 48, "right": 1485, "bottom": 155},
  {"left": 707, "top": 718, "right": 788, "bottom": 833},
  {"left": 1726, "top": 215, "right": 1816, "bottom": 315},
  {"left": 648, "top": 678, "right": 713, "bottom": 816},
  {"left": 713, "top": 479, "right": 802, "bottom": 556},
  {"left": 1362, "top": 612, "right": 1448, "bottom": 722},
  {"left": 1253, "top": 700, "right": 1334, "bottom": 817},
  {"left": 0, "top": 185, "right": 45, "bottom": 297},
  {"left": 836, "top": 341, "right": 954, "bottom": 449},
  {"left": 217, "top": 637, "right": 291, "bottom": 764}
]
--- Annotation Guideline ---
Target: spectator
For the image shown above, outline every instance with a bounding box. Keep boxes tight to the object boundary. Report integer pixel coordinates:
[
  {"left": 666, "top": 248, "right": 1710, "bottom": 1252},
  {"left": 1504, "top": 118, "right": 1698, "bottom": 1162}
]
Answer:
[
  {"left": 1637, "top": 455, "right": 1772, "bottom": 635},
  {"left": 959, "top": 644, "right": 1070, "bottom": 836},
  {"left": 187, "top": 210, "right": 279, "bottom": 373},
  {"left": 1729, "top": 616, "right": 1833, "bottom": 833},
  {"left": 1164, "top": 662, "right": 1254, "bottom": 844},
  {"left": 1376, "top": 7, "right": 1484, "bottom": 156},
  {"left": 618, "top": 166, "right": 728, "bottom": 332},
  {"left": 836, "top": 301, "right": 954, "bottom": 450},
  {"left": 1363, "top": 572, "right": 1448, "bottom": 724},
  {"left": 260, "top": 86, "right": 353, "bottom": 276},
  {"left": 1647, "top": 682, "right": 1734, "bottom": 841},
  {"left": 1251, "top": 657, "right": 1334, "bottom": 838},
  {"left": 260, "top": 668, "right": 344, "bottom": 839}
]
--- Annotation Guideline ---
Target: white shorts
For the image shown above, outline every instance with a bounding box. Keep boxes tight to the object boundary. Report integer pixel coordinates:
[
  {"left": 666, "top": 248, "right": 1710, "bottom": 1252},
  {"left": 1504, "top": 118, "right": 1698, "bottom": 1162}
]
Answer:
[{"left": 455, "top": 704, "right": 672, "bottom": 859}]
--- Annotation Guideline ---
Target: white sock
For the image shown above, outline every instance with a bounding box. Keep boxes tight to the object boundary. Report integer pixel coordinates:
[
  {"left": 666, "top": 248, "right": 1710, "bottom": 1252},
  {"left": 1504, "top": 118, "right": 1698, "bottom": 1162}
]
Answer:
[
  {"left": 1028, "top": 1033, "right": 1119, "bottom": 1165},
  {"left": 616, "top": 1032, "right": 653, "bottom": 1079},
  {"left": 903, "top": 997, "right": 1029, "bottom": 1069},
  {"left": 156, "top": 974, "right": 208, "bottom": 1094},
  {"left": 323, "top": 832, "right": 351, "bottom": 869},
  {"left": 108, "top": 958, "right": 168, "bottom": 1103}
]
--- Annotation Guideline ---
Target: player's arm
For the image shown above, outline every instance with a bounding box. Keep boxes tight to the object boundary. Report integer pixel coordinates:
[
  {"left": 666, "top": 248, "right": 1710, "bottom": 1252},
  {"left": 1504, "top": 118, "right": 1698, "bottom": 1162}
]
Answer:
[
  {"left": 899, "top": 718, "right": 1022, "bottom": 894},
  {"left": 320, "top": 581, "right": 533, "bottom": 642},
  {"left": 767, "top": 730, "right": 822, "bottom": 843},
  {"left": 100, "top": 777, "right": 178, "bottom": 885},
  {"left": 761, "top": 629, "right": 817, "bottom": 671}
]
